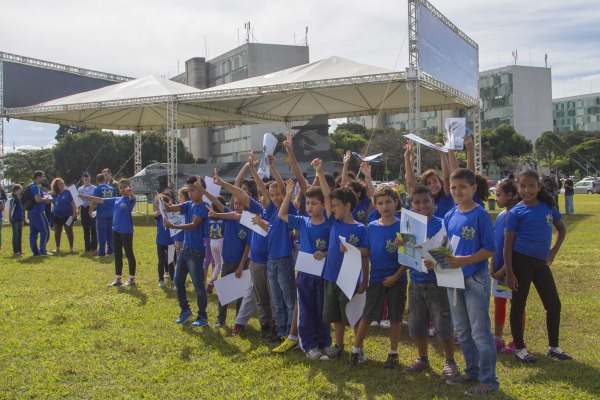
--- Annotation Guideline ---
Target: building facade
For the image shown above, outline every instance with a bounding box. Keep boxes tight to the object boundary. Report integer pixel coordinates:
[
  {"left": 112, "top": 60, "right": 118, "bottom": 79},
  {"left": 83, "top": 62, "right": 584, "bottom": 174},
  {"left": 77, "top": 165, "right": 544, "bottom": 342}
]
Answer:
[
  {"left": 553, "top": 92, "right": 600, "bottom": 132},
  {"left": 172, "top": 43, "right": 309, "bottom": 162}
]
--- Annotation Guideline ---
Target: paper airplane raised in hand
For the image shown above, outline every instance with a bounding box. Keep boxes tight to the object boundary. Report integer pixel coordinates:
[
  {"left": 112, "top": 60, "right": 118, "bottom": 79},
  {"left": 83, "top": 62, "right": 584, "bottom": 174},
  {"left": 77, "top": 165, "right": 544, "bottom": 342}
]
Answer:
[{"left": 352, "top": 152, "right": 383, "bottom": 163}]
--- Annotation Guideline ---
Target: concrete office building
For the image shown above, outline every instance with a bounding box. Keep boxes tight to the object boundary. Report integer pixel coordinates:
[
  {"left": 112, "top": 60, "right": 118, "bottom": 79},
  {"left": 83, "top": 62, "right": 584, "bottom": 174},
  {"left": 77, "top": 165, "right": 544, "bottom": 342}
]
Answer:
[
  {"left": 172, "top": 43, "right": 309, "bottom": 162},
  {"left": 553, "top": 92, "right": 600, "bottom": 132}
]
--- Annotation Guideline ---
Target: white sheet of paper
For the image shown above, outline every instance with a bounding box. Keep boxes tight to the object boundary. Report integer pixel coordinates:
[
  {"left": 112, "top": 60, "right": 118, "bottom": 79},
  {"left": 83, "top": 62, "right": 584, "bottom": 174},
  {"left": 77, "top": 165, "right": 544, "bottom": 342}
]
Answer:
[
  {"left": 405, "top": 133, "right": 449, "bottom": 153},
  {"left": 444, "top": 118, "right": 466, "bottom": 150},
  {"left": 352, "top": 152, "right": 383, "bottom": 163},
  {"left": 257, "top": 133, "right": 278, "bottom": 178},
  {"left": 213, "top": 269, "right": 252, "bottom": 306},
  {"left": 65, "top": 216, "right": 74, "bottom": 227},
  {"left": 239, "top": 210, "right": 268, "bottom": 237},
  {"left": 295, "top": 251, "right": 326, "bottom": 277},
  {"left": 336, "top": 236, "right": 363, "bottom": 300},
  {"left": 398, "top": 208, "right": 428, "bottom": 271},
  {"left": 435, "top": 234, "right": 464, "bottom": 289},
  {"left": 345, "top": 292, "right": 366, "bottom": 327},
  {"left": 203, "top": 175, "right": 221, "bottom": 204},
  {"left": 167, "top": 244, "right": 175, "bottom": 265},
  {"left": 68, "top": 185, "right": 83, "bottom": 207}
]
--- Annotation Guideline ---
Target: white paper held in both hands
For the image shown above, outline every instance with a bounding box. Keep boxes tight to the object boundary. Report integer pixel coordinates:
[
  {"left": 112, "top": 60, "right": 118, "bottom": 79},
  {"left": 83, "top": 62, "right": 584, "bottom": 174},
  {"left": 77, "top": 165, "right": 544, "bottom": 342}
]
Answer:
[{"left": 336, "top": 236, "right": 363, "bottom": 300}]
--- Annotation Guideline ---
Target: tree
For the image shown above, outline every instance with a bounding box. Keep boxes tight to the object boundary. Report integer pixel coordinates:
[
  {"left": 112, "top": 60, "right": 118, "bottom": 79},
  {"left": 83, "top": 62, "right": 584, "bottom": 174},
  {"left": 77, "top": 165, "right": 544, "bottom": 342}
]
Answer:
[
  {"left": 334, "top": 122, "right": 367, "bottom": 138},
  {"left": 482, "top": 124, "right": 532, "bottom": 161},
  {"left": 55, "top": 125, "right": 91, "bottom": 142},
  {"left": 567, "top": 139, "right": 600, "bottom": 176},
  {"left": 2, "top": 148, "right": 58, "bottom": 184},
  {"left": 535, "top": 131, "right": 563, "bottom": 169},
  {"left": 329, "top": 130, "right": 367, "bottom": 163}
]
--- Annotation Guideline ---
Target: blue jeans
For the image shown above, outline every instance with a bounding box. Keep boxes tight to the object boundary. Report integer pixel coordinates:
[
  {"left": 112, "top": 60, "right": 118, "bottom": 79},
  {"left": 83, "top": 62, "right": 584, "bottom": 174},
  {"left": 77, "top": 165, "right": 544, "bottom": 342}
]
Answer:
[
  {"left": 29, "top": 210, "right": 50, "bottom": 256},
  {"left": 447, "top": 266, "right": 499, "bottom": 388},
  {"left": 11, "top": 218, "right": 23, "bottom": 253},
  {"left": 96, "top": 216, "right": 113, "bottom": 255},
  {"left": 267, "top": 256, "right": 297, "bottom": 336},
  {"left": 174, "top": 246, "right": 207, "bottom": 319},
  {"left": 564, "top": 195, "right": 574, "bottom": 214}
]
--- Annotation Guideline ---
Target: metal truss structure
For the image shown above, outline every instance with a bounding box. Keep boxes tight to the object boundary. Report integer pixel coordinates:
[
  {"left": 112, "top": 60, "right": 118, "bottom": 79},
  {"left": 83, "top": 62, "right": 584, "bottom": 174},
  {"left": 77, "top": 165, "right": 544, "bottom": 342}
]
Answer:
[
  {"left": 469, "top": 106, "right": 483, "bottom": 173},
  {"left": 134, "top": 131, "right": 142, "bottom": 175},
  {"left": 166, "top": 101, "right": 178, "bottom": 186},
  {"left": 0, "top": 60, "right": 4, "bottom": 184},
  {"left": 407, "top": 0, "right": 422, "bottom": 175}
]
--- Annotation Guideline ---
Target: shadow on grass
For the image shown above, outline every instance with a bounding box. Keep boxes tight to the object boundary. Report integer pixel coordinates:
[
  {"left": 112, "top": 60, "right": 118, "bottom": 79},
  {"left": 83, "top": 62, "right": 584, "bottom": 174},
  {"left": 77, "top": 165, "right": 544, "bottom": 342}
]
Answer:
[
  {"left": 115, "top": 285, "right": 148, "bottom": 306},
  {"left": 560, "top": 213, "right": 593, "bottom": 232}
]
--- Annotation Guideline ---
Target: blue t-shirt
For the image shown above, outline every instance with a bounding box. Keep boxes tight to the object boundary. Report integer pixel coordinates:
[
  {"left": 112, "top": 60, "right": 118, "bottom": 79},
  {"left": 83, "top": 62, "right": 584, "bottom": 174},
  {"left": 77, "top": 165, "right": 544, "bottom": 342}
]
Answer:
[
  {"left": 492, "top": 210, "right": 507, "bottom": 271},
  {"left": 104, "top": 197, "right": 136, "bottom": 234},
  {"left": 209, "top": 218, "right": 224, "bottom": 239},
  {"left": 265, "top": 200, "right": 296, "bottom": 259},
  {"left": 93, "top": 184, "right": 117, "bottom": 218},
  {"left": 444, "top": 205, "right": 496, "bottom": 278},
  {"left": 409, "top": 216, "right": 444, "bottom": 283},
  {"left": 155, "top": 215, "right": 174, "bottom": 246},
  {"left": 506, "top": 201, "right": 562, "bottom": 261},
  {"left": 248, "top": 198, "right": 268, "bottom": 264},
  {"left": 367, "top": 209, "right": 402, "bottom": 224},
  {"left": 473, "top": 192, "right": 485, "bottom": 208},
  {"left": 51, "top": 190, "right": 74, "bottom": 218},
  {"left": 323, "top": 219, "right": 369, "bottom": 283},
  {"left": 368, "top": 219, "right": 406, "bottom": 283},
  {"left": 288, "top": 214, "right": 330, "bottom": 278},
  {"left": 173, "top": 230, "right": 184, "bottom": 243},
  {"left": 221, "top": 207, "right": 252, "bottom": 263},
  {"left": 29, "top": 183, "right": 45, "bottom": 216},
  {"left": 179, "top": 201, "right": 209, "bottom": 251},
  {"left": 434, "top": 192, "right": 455, "bottom": 219},
  {"left": 352, "top": 196, "right": 371, "bottom": 225},
  {"left": 9, "top": 196, "right": 24, "bottom": 220}
]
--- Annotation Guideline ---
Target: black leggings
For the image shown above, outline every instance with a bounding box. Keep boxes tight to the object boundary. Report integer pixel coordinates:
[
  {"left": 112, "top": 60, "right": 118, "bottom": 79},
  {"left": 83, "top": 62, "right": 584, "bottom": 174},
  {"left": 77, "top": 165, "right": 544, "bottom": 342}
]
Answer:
[
  {"left": 510, "top": 251, "right": 561, "bottom": 349},
  {"left": 157, "top": 244, "right": 175, "bottom": 281},
  {"left": 113, "top": 231, "right": 136, "bottom": 276}
]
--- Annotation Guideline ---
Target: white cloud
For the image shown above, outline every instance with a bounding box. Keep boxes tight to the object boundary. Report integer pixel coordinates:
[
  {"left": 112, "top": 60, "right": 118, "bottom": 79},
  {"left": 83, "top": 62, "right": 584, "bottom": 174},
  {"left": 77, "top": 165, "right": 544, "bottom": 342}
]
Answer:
[{"left": 24, "top": 126, "right": 44, "bottom": 132}]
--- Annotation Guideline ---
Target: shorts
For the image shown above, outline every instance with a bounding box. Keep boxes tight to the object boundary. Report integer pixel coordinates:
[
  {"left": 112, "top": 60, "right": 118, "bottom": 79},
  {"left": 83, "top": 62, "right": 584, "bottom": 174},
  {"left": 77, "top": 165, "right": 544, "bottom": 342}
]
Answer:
[
  {"left": 408, "top": 280, "right": 453, "bottom": 340},
  {"left": 362, "top": 280, "right": 407, "bottom": 323},
  {"left": 323, "top": 280, "right": 351, "bottom": 325},
  {"left": 52, "top": 215, "right": 71, "bottom": 226}
]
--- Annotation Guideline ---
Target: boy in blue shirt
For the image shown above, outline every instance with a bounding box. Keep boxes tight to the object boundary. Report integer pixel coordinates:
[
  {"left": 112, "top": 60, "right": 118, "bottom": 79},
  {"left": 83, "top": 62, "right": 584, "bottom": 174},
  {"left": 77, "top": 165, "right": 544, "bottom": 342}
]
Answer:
[
  {"left": 321, "top": 186, "right": 370, "bottom": 361},
  {"left": 28, "top": 171, "right": 52, "bottom": 256},
  {"left": 278, "top": 159, "right": 332, "bottom": 359},
  {"left": 153, "top": 194, "right": 175, "bottom": 287},
  {"left": 444, "top": 168, "right": 498, "bottom": 396},
  {"left": 349, "top": 186, "right": 405, "bottom": 367},
  {"left": 91, "top": 173, "right": 117, "bottom": 257},
  {"left": 402, "top": 185, "right": 457, "bottom": 379}
]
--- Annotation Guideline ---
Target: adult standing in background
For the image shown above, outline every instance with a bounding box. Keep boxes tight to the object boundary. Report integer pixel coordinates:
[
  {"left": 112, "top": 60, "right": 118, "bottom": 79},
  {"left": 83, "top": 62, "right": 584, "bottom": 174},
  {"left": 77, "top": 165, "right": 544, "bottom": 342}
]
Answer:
[
  {"left": 563, "top": 176, "right": 574, "bottom": 215},
  {"left": 102, "top": 168, "right": 119, "bottom": 189},
  {"left": 78, "top": 172, "right": 98, "bottom": 252},
  {"left": 28, "top": 171, "right": 52, "bottom": 256},
  {"left": 50, "top": 177, "right": 78, "bottom": 254},
  {"left": 91, "top": 173, "right": 117, "bottom": 256}
]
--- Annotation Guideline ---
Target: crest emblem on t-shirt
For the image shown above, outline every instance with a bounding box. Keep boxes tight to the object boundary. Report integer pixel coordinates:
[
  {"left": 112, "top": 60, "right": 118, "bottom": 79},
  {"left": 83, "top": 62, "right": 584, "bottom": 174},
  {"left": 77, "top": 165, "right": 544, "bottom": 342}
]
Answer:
[
  {"left": 386, "top": 239, "right": 396, "bottom": 254},
  {"left": 120, "top": 203, "right": 127, "bottom": 209},
  {"left": 238, "top": 229, "right": 247, "bottom": 240},
  {"left": 102, "top": 189, "right": 113, "bottom": 198},
  {"left": 348, "top": 234, "right": 359, "bottom": 246},
  {"left": 210, "top": 224, "right": 222, "bottom": 239},
  {"left": 432, "top": 204, "right": 438, "bottom": 214},
  {"left": 356, "top": 210, "right": 365, "bottom": 221},
  {"left": 546, "top": 214, "right": 553, "bottom": 227},
  {"left": 315, "top": 238, "right": 327, "bottom": 250},
  {"left": 461, "top": 226, "right": 475, "bottom": 240}
]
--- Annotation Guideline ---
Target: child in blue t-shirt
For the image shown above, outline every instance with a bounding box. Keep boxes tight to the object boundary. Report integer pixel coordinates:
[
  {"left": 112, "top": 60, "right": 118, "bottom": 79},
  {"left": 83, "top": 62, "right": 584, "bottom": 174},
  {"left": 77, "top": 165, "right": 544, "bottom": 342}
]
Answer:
[
  {"left": 81, "top": 178, "right": 137, "bottom": 287},
  {"left": 173, "top": 188, "right": 189, "bottom": 258},
  {"left": 206, "top": 196, "right": 226, "bottom": 294},
  {"left": 444, "top": 168, "right": 498, "bottom": 396},
  {"left": 399, "top": 185, "right": 457, "bottom": 379},
  {"left": 504, "top": 170, "right": 571, "bottom": 362},
  {"left": 350, "top": 186, "right": 406, "bottom": 368},
  {"left": 278, "top": 159, "right": 333, "bottom": 360},
  {"left": 320, "top": 186, "right": 369, "bottom": 361},
  {"left": 153, "top": 194, "right": 175, "bottom": 287},
  {"left": 9, "top": 184, "right": 24, "bottom": 255}
]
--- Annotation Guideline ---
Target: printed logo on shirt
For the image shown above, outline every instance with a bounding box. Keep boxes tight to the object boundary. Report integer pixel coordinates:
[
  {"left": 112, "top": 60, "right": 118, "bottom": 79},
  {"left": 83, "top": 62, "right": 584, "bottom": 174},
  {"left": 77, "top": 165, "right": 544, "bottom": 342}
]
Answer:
[
  {"left": 432, "top": 204, "right": 438, "bottom": 214},
  {"left": 120, "top": 203, "right": 127, "bottom": 209},
  {"left": 461, "top": 226, "right": 475, "bottom": 240},
  {"left": 348, "top": 234, "right": 360, "bottom": 246},
  {"left": 546, "top": 214, "right": 553, "bottom": 227},
  {"left": 210, "top": 224, "right": 222, "bottom": 239},
  {"left": 315, "top": 238, "right": 327, "bottom": 251},
  {"left": 102, "top": 189, "right": 113, "bottom": 198},
  {"left": 238, "top": 229, "right": 247, "bottom": 240},
  {"left": 356, "top": 210, "right": 365, "bottom": 222},
  {"left": 386, "top": 239, "right": 396, "bottom": 254}
]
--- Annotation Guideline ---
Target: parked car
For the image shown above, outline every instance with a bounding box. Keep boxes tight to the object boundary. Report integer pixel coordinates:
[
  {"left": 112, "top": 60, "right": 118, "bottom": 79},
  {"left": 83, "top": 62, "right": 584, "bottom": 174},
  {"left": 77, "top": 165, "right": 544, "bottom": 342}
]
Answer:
[
  {"left": 573, "top": 180, "right": 600, "bottom": 194},
  {"left": 579, "top": 176, "right": 599, "bottom": 182}
]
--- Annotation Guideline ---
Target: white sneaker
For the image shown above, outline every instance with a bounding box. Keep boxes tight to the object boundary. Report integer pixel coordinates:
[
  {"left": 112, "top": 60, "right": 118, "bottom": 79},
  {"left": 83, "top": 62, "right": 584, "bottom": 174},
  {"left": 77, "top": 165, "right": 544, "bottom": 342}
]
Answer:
[
  {"left": 380, "top": 320, "right": 391, "bottom": 329},
  {"left": 428, "top": 322, "right": 437, "bottom": 337},
  {"left": 358, "top": 348, "right": 367, "bottom": 364},
  {"left": 370, "top": 321, "right": 380, "bottom": 327},
  {"left": 305, "top": 348, "right": 323, "bottom": 360}
]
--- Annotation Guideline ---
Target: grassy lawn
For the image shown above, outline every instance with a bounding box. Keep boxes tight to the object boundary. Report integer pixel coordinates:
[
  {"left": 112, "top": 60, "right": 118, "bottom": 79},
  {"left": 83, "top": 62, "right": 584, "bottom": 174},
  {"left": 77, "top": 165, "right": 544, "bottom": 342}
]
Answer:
[{"left": 0, "top": 194, "right": 599, "bottom": 399}]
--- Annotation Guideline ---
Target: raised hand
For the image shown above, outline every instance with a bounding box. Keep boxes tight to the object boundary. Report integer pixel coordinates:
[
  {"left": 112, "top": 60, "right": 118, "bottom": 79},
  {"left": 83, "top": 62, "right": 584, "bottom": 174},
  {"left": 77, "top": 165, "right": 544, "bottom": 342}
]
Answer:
[
  {"left": 360, "top": 161, "right": 371, "bottom": 179},
  {"left": 268, "top": 154, "right": 276, "bottom": 168},
  {"left": 194, "top": 176, "right": 206, "bottom": 193},
  {"left": 283, "top": 132, "right": 293, "bottom": 152},
  {"left": 464, "top": 134, "right": 473, "bottom": 148},
  {"left": 404, "top": 140, "right": 414, "bottom": 159},
  {"left": 311, "top": 158, "right": 323, "bottom": 172},
  {"left": 207, "top": 205, "right": 217, "bottom": 219},
  {"left": 343, "top": 150, "right": 352, "bottom": 164},
  {"left": 285, "top": 179, "right": 295, "bottom": 195},
  {"left": 213, "top": 168, "right": 225, "bottom": 186}
]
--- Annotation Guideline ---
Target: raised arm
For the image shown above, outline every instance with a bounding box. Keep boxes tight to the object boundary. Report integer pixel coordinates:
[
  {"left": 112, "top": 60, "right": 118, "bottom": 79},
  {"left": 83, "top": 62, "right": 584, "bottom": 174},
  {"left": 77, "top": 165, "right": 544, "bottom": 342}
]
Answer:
[
  {"left": 464, "top": 135, "right": 476, "bottom": 172},
  {"left": 278, "top": 179, "right": 295, "bottom": 223},
  {"left": 195, "top": 176, "right": 223, "bottom": 212},
  {"left": 207, "top": 207, "right": 241, "bottom": 221},
  {"left": 438, "top": 146, "right": 452, "bottom": 196},
  {"left": 312, "top": 158, "right": 332, "bottom": 218},
  {"left": 283, "top": 132, "right": 309, "bottom": 195},
  {"left": 247, "top": 151, "right": 271, "bottom": 204},
  {"left": 359, "top": 161, "right": 375, "bottom": 200},
  {"left": 79, "top": 194, "right": 105, "bottom": 205},
  {"left": 268, "top": 154, "right": 285, "bottom": 199},
  {"left": 341, "top": 150, "right": 352, "bottom": 186},
  {"left": 404, "top": 141, "right": 418, "bottom": 193},
  {"left": 214, "top": 168, "right": 251, "bottom": 209}
]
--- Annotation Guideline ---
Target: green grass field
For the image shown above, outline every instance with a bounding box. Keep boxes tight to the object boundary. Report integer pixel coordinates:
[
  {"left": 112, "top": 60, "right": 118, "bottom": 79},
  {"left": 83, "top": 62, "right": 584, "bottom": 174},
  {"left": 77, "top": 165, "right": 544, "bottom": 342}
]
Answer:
[{"left": 0, "top": 195, "right": 599, "bottom": 399}]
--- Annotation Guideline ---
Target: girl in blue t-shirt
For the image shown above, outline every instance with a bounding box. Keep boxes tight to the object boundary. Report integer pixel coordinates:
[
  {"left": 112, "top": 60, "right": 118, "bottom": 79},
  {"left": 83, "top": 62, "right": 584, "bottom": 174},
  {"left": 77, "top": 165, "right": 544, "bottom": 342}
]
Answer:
[
  {"left": 206, "top": 196, "right": 227, "bottom": 294},
  {"left": 9, "top": 184, "right": 24, "bottom": 255},
  {"left": 489, "top": 179, "right": 526, "bottom": 355},
  {"left": 50, "top": 178, "right": 78, "bottom": 253},
  {"left": 154, "top": 194, "right": 175, "bottom": 287},
  {"left": 173, "top": 188, "right": 189, "bottom": 258},
  {"left": 504, "top": 170, "right": 571, "bottom": 362}
]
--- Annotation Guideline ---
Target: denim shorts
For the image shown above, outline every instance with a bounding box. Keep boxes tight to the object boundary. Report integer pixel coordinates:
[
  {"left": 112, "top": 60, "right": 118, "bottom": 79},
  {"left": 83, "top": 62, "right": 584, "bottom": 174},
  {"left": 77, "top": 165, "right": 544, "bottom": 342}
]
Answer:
[{"left": 408, "top": 280, "right": 453, "bottom": 340}]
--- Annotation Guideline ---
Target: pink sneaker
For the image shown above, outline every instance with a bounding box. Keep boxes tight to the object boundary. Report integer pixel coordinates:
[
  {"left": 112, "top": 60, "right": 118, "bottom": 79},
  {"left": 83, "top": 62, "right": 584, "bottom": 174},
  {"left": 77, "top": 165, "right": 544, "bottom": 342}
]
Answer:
[
  {"left": 495, "top": 338, "right": 506, "bottom": 352},
  {"left": 501, "top": 341, "right": 517, "bottom": 355}
]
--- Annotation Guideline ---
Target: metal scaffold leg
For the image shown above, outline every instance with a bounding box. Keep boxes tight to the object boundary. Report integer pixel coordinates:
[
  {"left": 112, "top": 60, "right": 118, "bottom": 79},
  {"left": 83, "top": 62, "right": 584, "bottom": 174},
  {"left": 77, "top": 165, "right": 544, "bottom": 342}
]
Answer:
[
  {"left": 167, "top": 101, "right": 178, "bottom": 187},
  {"left": 134, "top": 131, "right": 142, "bottom": 175}
]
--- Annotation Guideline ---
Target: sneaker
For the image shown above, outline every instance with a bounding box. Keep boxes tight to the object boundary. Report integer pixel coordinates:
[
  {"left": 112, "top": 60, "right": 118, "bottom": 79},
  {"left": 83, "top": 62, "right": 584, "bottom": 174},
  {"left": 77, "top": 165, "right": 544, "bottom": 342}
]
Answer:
[
  {"left": 206, "top": 282, "right": 214, "bottom": 295},
  {"left": 260, "top": 323, "right": 272, "bottom": 338},
  {"left": 357, "top": 348, "right": 367, "bottom": 364},
  {"left": 446, "top": 375, "right": 477, "bottom": 386},
  {"left": 214, "top": 320, "right": 224, "bottom": 328},
  {"left": 348, "top": 352, "right": 360, "bottom": 367},
  {"left": 269, "top": 335, "right": 286, "bottom": 344},
  {"left": 441, "top": 360, "right": 459, "bottom": 380},
  {"left": 383, "top": 353, "right": 399, "bottom": 369},
  {"left": 320, "top": 345, "right": 344, "bottom": 361},
  {"left": 495, "top": 338, "right": 506, "bottom": 352},
  {"left": 428, "top": 322, "right": 437, "bottom": 337},
  {"left": 232, "top": 324, "right": 244, "bottom": 334},
  {"left": 123, "top": 279, "right": 136, "bottom": 287},
  {"left": 380, "top": 320, "right": 391, "bottom": 329},
  {"left": 404, "top": 358, "right": 430, "bottom": 373},
  {"left": 501, "top": 341, "right": 517, "bottom": 355},
  {"left": 158, "top": 280, "right": 165, "bottom": 287},
  {"left": 370, "top": 321, "right": 380, "bottom": 327},
  {"left": 108, "top": 279, "right": 122, "bottom": 287},
  {"left": 272, "top": 338, "right": 299, "bottom": 353},
  {"left": 175, "top": 309, "right": 193, "bottom": 324},
  {"left": 465, "top": 384, "right": 498, "bottom": 396},
  {"left": 547, "top": 347, "right": 573, "bottom": 361},
  {"left": 305, "top": 348, "right": 323, "bottom": 360},
  {"left": 191, "top": 317, "right": 208, "bottom": 328},
  {"left": 514, "top": 349, "right": 537, "bottom": 363}
]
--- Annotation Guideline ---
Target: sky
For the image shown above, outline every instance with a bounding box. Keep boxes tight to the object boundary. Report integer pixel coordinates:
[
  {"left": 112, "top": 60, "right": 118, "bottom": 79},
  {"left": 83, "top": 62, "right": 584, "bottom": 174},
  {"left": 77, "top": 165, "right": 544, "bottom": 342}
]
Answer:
[{"left": 2, "top": 0, "right": 599, "bottom": 149}]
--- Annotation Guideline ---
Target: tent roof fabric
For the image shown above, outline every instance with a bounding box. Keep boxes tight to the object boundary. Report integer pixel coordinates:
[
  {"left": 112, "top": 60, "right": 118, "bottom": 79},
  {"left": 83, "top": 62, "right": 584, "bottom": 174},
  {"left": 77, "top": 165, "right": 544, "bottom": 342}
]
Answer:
[{"left": 1, "top": 56, "right": 478, "bottom": 129}]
